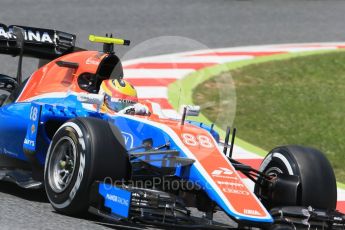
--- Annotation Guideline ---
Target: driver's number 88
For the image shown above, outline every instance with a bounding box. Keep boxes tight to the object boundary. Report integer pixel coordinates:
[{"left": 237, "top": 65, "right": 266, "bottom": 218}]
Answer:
[{"left": 181, "top": 133, "right": 214, "bottom": 148}]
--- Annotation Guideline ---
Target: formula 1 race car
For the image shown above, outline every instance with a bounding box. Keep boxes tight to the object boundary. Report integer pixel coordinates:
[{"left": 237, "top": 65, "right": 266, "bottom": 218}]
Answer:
[{"left": 0, "top": 24, "right": 344, "bottom": 229}]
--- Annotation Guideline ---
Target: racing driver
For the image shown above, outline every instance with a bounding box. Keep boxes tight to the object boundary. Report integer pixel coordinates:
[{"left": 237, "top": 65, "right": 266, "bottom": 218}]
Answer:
[{"left": 98, "top": 79, "right": 150, "bottom": 115}]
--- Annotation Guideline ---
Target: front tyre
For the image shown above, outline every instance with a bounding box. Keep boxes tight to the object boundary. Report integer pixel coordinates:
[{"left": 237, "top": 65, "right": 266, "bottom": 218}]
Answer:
[
  {"left": 255, "top": 145, "right": 337, "bottom": 210},
  {"left": 44, "top": 117, "right": 131, "bottom": 215}
]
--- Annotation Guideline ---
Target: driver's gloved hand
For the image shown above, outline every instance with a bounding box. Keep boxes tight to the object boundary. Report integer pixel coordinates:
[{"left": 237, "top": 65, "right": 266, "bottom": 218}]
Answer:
[{"left": 119, "top": 104, "right": 150, "bottom": 115}]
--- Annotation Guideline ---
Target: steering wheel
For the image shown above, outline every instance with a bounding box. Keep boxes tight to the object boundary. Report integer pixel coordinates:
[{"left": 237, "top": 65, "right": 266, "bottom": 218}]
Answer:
[{"left": 0, "top": 74, "right": 19, "bottom": 93}]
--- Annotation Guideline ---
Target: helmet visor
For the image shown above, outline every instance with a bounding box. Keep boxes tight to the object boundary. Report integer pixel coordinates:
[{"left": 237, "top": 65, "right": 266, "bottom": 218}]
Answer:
[{"left": 104, "top": 95, "right": 136, "bottom": 112}]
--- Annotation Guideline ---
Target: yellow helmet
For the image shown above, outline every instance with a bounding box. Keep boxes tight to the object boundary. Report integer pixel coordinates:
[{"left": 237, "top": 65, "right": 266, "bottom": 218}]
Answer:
[{"left": 99, "top": 79, "right": 138, "bottom": 112}]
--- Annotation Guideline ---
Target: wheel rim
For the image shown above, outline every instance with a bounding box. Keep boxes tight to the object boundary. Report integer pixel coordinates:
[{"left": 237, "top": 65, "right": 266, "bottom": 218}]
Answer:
[
  {"left": 255, "top": 165, "right": 285, "bottom": 203},
  {"left": 48, "top": 137, "right": 77, "bottom": 193},
  {"left": 265, "top": 166, "right": 284, "bottom": 177}
]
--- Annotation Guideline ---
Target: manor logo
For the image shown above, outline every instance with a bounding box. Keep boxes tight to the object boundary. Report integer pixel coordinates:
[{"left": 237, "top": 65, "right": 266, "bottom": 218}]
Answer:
[
  {"left": 106, "top": 194, "right": 129, "bottom": 206},
  {"left": 0, "top": 25, "right": 54, "bottom": 44}
]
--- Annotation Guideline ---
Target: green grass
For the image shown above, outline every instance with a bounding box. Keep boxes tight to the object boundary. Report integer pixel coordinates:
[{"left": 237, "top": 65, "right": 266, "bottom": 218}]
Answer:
[
  {"left": 192, "top": 50, "right": 345, "bottom": 183},
  {"left": 168, "top": 50, "right": 340, "bottom": 156}
]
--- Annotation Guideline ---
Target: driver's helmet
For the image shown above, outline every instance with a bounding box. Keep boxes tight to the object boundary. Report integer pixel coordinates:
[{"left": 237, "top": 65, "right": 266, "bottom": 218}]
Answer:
[{"left": 99, "top": 79, "right": 138, "bottom": 112}]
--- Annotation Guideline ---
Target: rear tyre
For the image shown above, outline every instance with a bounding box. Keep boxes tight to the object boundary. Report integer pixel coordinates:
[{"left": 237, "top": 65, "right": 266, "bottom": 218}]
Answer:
[
  {"left": 255, "top": 145, "right": 336, "bottom": 210},
  {"left": 44, "top": 117, "right": 131, "bottom": 215}
]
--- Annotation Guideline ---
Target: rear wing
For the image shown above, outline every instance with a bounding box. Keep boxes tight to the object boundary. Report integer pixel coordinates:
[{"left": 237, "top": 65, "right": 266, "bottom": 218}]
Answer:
[{"left": 0, "top": 23, "right": 79, "bottom": 59}]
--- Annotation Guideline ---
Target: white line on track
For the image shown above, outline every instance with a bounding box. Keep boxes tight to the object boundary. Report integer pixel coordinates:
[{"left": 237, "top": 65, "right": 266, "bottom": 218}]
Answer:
[
  {"left": 286, "top": 47, "right": 338, "bottom": 52},
  {"left": 123, "top": 69, "right": 194, "bottom": 79},
  {"left": 338, "top": 189, "right": 345, "bottom": 201},
  {"left": 136, "top": 86, "right": 168, "bottom": 98},
  {"left": 231, "top": 146, "right": 264, "bottom": 159},
  {"left": 162, "top": 109, "right": 180, "bottom": 118},
  {"left": 124, "top": 56, "right": 253, "bottom": 64}
]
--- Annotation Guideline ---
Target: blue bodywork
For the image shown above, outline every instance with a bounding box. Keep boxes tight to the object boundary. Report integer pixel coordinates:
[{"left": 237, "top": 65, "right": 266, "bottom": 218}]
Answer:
[
  {"left": 98, "top": 183, "right": 132, "bottom": 218},
  {"left": 0, "top": 76, "right": 272, "bottom": 226},
  {"left": 0, "top": 92, "right": 273, "bottom": 224}
]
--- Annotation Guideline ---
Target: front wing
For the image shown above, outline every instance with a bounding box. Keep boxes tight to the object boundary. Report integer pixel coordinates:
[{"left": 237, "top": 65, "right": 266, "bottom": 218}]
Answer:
[{"left": 89, "top": 181, "right": 345, "bottom": 229}]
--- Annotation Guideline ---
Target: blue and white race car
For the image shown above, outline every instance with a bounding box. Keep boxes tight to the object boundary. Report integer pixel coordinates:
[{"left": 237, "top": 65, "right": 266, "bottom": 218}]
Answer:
[{"left": 0, "top": 24, "right": 343, "bottom": 229}]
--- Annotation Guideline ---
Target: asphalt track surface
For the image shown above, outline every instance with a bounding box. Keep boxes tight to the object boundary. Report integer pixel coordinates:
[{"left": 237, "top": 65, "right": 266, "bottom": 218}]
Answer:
[{"left": 1, "top": 0, "right": 345, "bottom": 229}]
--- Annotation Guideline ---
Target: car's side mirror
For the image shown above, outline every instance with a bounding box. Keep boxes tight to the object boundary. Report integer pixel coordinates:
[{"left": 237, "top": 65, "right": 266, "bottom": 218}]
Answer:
[
  {"left": 77, "top": 93, "right": 104, "bottom": 112},
  {"left": 179, "top": 105, "right": 201, "bottom": 117},
  {"left": 77, "top": 93, "right": 104, "bottom": 105},
  {"left": 179, "top": 105, "right": 201, "bottom": 125},
  {"left": 0, "top": 74, "right": 19, "bottom": 93}
]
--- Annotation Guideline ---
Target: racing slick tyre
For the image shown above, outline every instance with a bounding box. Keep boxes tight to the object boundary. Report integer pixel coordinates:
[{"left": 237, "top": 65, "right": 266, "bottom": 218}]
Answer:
[
  {"left": 254, "top": 145, "right": 336, "bottom": 210},
  {"left": 44, "top": 117, "right": 131, "bottom": 215}
]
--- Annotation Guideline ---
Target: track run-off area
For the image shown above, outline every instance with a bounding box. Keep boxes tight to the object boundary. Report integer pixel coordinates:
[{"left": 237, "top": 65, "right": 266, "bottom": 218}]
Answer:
[{"left": 122, "top": 42, "right": 345, "bottom": 213}]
